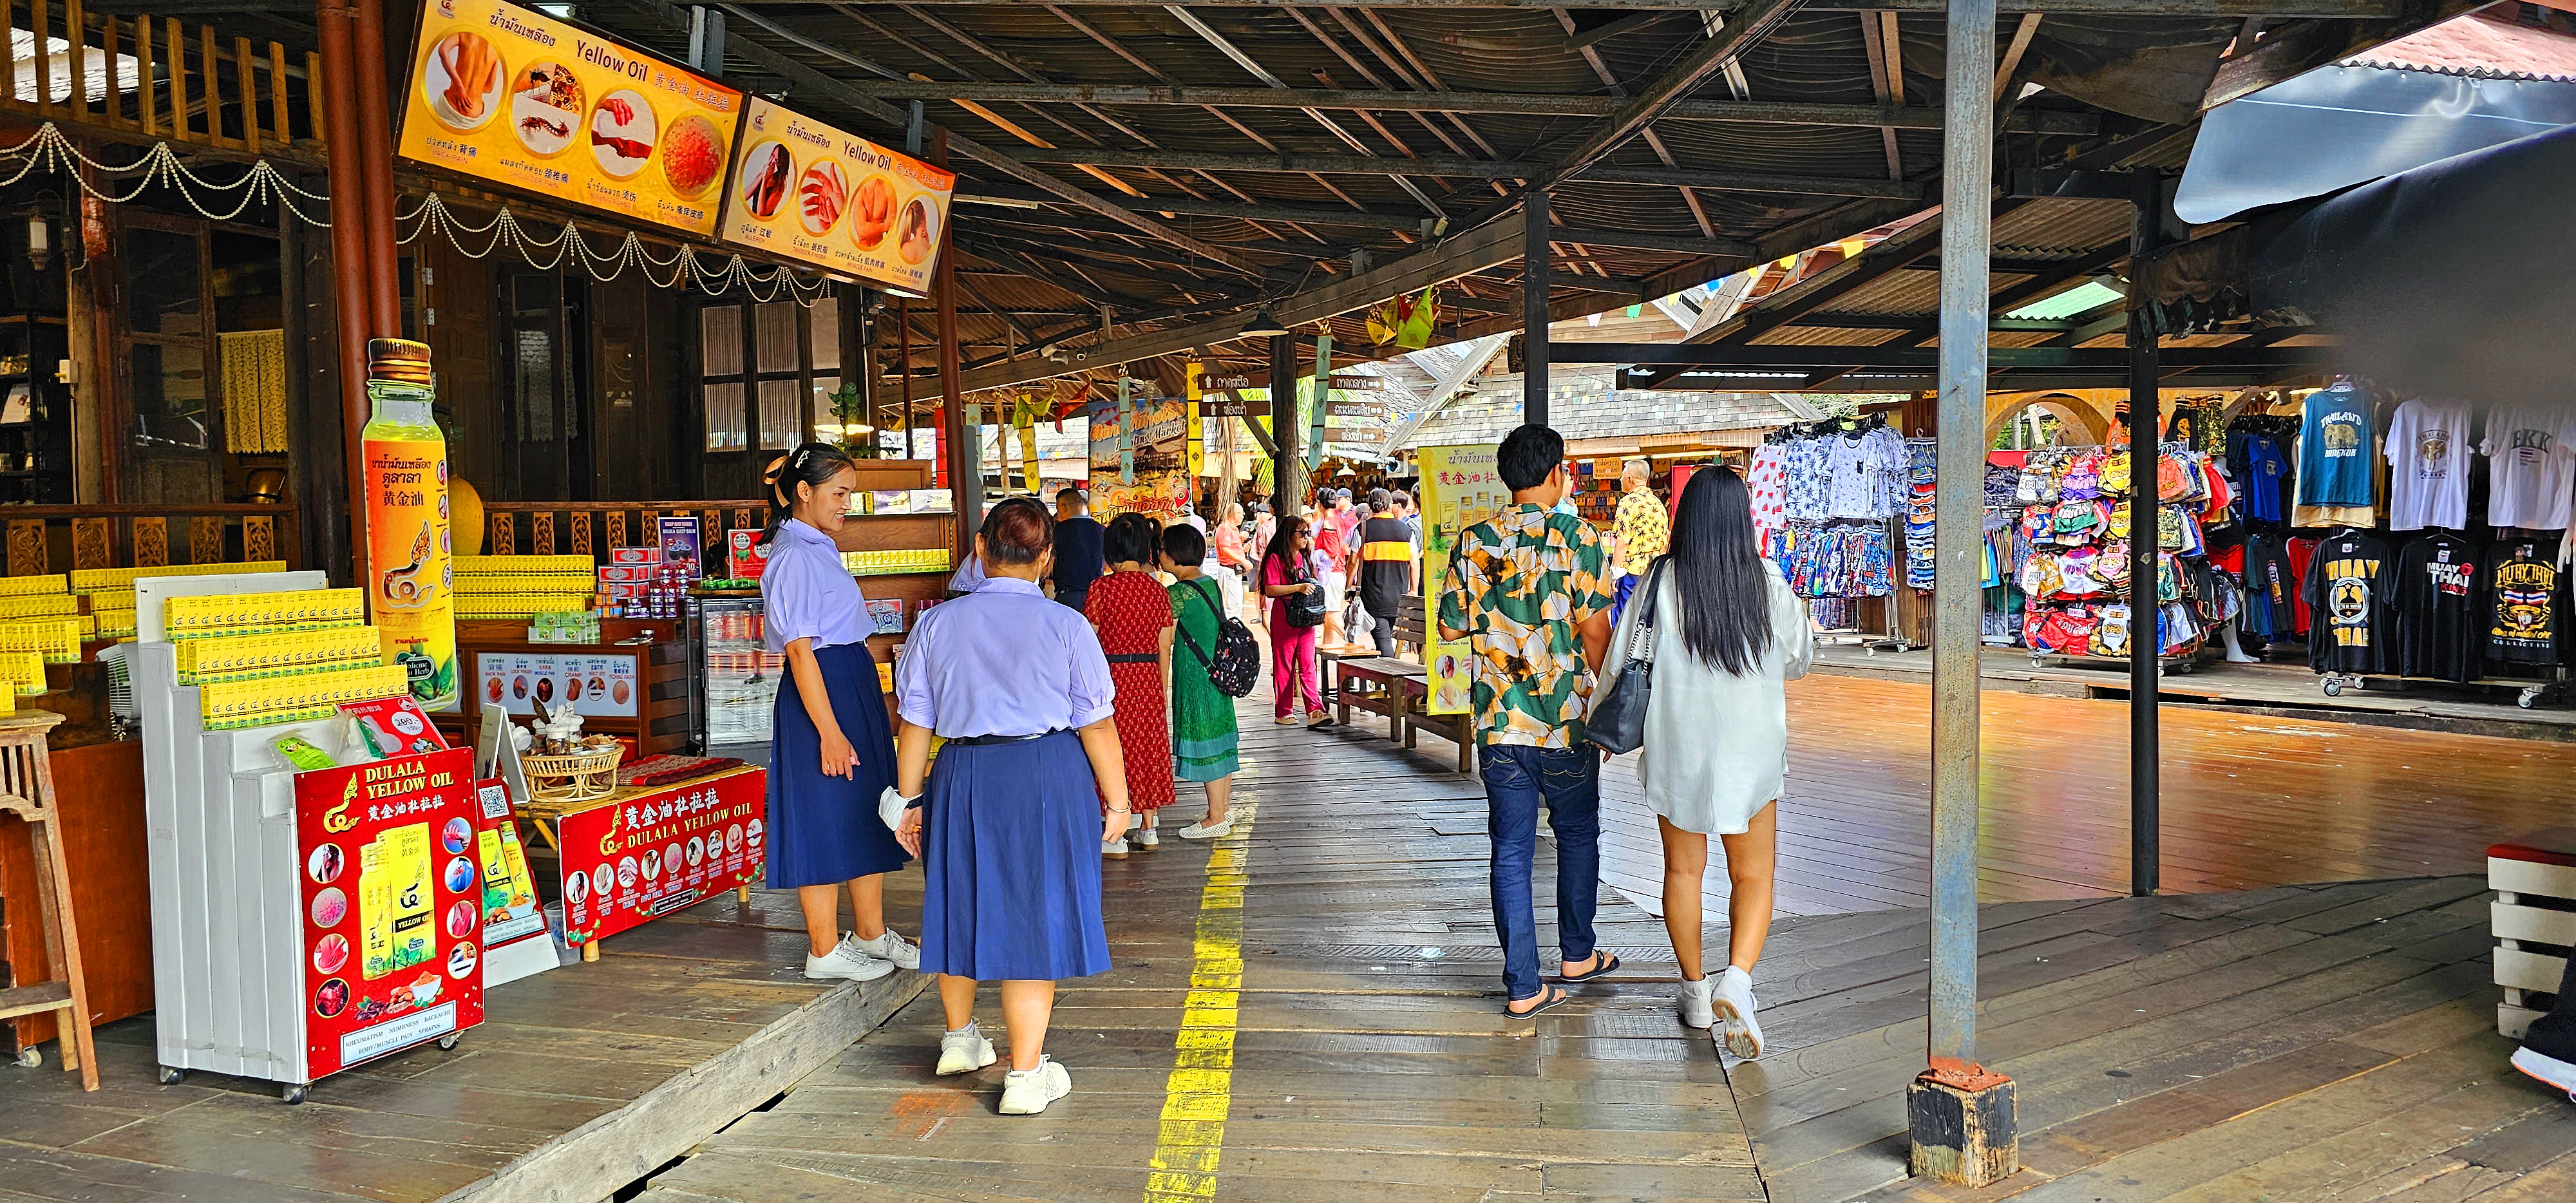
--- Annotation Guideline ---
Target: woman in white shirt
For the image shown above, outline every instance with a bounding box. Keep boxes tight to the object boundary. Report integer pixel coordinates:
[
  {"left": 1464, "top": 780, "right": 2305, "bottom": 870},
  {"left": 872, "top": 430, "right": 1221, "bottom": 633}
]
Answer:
[{"left": 1602, "top": 466, "right": 1810, "bottom": 1059}]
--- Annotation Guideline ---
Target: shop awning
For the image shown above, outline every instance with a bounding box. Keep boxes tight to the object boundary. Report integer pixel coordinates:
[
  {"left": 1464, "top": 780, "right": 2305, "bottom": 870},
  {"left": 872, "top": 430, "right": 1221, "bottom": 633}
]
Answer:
[
  {"left": 2175, "top": 63, "right": 2576, "bottom": 223},
  {"left": 2247, "top": 122, "right": 2576, "bottom": 401}
]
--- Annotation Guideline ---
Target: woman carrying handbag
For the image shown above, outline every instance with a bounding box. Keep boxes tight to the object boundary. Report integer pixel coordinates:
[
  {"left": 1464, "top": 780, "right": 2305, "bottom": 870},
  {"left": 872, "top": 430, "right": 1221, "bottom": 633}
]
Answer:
[
  {"left": 1593, "top": 466, "right": 1810, "bottom": 1059},
  {"left": 1260, "top": 516, "right": 1333, "bottom": 727}
]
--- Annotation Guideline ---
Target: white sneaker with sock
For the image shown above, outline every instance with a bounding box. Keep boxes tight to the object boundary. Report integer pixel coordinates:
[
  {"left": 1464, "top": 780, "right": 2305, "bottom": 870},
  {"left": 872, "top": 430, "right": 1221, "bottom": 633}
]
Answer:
[
  {"left": 937, "top": 1021, "right": 996, "bottom": 1076},
  {"left": 1676, "top": 977, "right": 1716, "bottom": 1029},
  {"left": 803, "top": 934, "right": 894, "bottom": 983},
  {"left": 1103, "top": 837, "right": 1130, "bottom": 857},
  {"left": 1178, "top": 816, "right": 1231, "bottom": 840},
  {"left": 998, "top": 1056, "right": 1072, "bottom": 1114},
  {"left": 1135, "top": 826, "right": 1159, "bottom": 849},
  {"left": 852, "top": 928, "right": 919, "bottom": 971},
  {"left": 1712, "top": 966, "right": 1763, "bottom": 1059}
]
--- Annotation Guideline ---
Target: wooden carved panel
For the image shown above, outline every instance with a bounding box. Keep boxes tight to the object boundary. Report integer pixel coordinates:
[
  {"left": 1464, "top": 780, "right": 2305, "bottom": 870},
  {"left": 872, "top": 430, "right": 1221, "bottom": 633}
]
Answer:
[
  {"left": 189, "top": 516, "right": 225, "bottom": 564},
  {"left": 7, "top": 520, "right": 43, "bottom": 577},
  {"left": 731, "top": 507, "right": 757, "bottom": 536},
  {"left": 70, "top": 519, "right": 112, "bottom": 571},
  {"left": 571, "top": 512, "right": 593, "bottom": 556},
  {"left": 701, "top": 511, "right": 718, "bottom": 557},
  {"left": 243, "top": 516, "right": 276, "bottom": 564},
  {"left": 607, "top": 511, "right": 628, "bottom": 550},
  {"left": 489, "top": 513, "right": 515, "bottom": 556},
  {"left": 131, "top": 518, "right": 169, "bottom": 568},
  {"left": 532, "top": 511, "right": 556, "bottom": 556}
]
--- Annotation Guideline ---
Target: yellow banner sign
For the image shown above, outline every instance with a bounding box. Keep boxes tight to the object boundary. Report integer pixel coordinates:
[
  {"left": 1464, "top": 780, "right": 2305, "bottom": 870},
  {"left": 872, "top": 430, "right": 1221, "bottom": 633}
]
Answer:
[
  {"left": 398, "top": 0, "right": 744, "bottom": 237},
  {"left": 719, "top": 98, "right": 956, "bottom": 292},
  {"left": 1416, "top": 444, "right": 1506, "bottom": 715}
]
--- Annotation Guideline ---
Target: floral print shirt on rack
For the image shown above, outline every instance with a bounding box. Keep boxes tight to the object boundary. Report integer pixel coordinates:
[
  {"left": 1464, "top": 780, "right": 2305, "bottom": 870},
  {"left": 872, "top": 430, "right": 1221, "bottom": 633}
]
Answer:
[{"left": 1437, "top": 503, "right": 1615, "bottom": 750}]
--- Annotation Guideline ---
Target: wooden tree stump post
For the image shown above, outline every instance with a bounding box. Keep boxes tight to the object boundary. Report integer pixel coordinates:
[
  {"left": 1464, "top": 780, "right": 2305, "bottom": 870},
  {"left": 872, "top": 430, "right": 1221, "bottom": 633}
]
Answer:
[{"left": 1907, "top": 1061, "right": 2016, "bottom": 1186}]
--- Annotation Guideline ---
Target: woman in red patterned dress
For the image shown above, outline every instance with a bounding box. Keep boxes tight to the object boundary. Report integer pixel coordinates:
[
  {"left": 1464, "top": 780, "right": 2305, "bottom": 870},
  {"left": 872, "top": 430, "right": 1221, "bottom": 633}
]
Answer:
[{"left": 1085, "top": 512, "right": 1175, "bottom": 857}]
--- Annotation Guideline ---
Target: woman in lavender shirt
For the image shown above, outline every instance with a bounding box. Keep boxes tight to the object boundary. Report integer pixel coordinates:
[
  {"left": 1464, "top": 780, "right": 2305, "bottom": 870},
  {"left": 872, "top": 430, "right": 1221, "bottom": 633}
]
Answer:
[
  {"left": 758, "top": 444, "right": 916, "bottom": 984},
  {"left": 890, "top": 497, "right": 1132, "bottom": 1116}
]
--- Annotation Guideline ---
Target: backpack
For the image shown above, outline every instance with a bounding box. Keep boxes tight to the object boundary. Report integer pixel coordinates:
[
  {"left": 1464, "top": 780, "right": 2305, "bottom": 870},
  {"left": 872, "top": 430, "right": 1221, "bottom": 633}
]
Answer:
[{"left": 1176, "top": 578, "right": 1260, "bottom": 697}]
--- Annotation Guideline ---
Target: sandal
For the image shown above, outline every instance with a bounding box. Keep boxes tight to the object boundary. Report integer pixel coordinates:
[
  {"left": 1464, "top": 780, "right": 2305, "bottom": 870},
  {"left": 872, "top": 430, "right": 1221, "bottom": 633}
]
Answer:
[
  {"left": 1503, "top": 985, "right": 1571, "bottom": 1018},
  {"left": 1560, "top": 951, "right": 1621, "bottom": 983}
]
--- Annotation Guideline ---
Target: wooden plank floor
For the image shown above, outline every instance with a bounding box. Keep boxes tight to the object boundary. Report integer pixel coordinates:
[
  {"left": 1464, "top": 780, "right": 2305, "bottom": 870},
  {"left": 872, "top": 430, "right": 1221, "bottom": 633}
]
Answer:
[
  {"left": 0, "top": 873, "right": 927, "bottom": 1202},
  {"left": 1741, "top": 876, "right": 2573, "bottom": 1203},
  {"left": 639, "top": 714, "right": 1766, "bottom": 1203}
]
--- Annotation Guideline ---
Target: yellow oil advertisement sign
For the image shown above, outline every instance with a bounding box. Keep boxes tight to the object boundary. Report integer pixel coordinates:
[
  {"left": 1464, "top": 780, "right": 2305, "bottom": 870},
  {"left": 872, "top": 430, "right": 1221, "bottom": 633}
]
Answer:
[
  {"left": 1414, "top": 444, "right": 1505, "bottom": 715},
  {"left": 717, "top": 97, "right": 956, "bottom": 293},
  {"left": 397, "top": 0, "right": 744, "bottom": 238}
]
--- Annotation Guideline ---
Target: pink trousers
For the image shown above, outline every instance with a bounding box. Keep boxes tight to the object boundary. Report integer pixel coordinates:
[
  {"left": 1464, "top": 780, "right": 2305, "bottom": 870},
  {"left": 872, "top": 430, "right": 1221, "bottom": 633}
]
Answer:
[{"left": 1271, "top": 617, "right": 1322, "bottom": 717}]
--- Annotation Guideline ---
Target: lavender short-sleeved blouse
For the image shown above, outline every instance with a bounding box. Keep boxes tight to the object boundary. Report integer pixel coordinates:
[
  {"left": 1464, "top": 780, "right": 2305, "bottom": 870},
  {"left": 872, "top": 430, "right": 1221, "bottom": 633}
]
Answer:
[
  {"left": 759, "top": 518, "right": 867, "bottom": 653},
  {"left": 895, "top": 576, "right": 1115, "bottom": 738}
]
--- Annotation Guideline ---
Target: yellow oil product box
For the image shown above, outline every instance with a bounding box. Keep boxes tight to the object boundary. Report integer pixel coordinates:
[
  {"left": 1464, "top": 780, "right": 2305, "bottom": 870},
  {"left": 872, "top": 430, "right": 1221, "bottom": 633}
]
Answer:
[
  {"left": 164, "top": 588, "right": 365, "bottom": 633},
  {"left": 0, "top": 594, "right": 75, "bottom": 620},
  {"left": 0, "top": 651, "right": 45, "bottom": 696},
  {"left": 358, "top": 824, "right": 435, "bottom": 980},
  {"left": 0, "top": 574, "right": 66, "bottom": 597},
  {"left": 68, "top": 561, "right": 287, "bottom": 594},
  {"left": 0, "top": 618, "right": 82, "bottom": 662},
  {"left": 455, "top": 555, "right": 593, "bottom": 576},
  {"left": 451, "top": 573, "right": 595, "bottom": 596}
]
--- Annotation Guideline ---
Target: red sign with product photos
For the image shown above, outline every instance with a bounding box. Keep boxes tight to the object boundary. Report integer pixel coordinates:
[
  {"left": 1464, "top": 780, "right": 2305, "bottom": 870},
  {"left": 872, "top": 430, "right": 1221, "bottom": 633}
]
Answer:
[
  {"left": 294, "top": 747, "right": 486, "bottom": 1079},
  {"left": 556, "top": 766, "right": 766, "bottom": 948}
]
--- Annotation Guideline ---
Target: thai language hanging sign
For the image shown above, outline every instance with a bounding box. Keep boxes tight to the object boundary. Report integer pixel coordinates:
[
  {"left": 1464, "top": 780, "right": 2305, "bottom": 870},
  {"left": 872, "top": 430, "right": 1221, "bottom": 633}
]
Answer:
[
  {"left": 717, "top": 97, "right": 957, "bottom": 292},
  {"left": 398, "top": 0, "right": 745, "bottom": 237}
]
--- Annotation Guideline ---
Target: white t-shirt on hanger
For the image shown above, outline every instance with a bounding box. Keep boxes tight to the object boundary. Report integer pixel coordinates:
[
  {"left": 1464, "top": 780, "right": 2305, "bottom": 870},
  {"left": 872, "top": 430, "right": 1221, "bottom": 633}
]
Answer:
[
  {"left": 2383, "top": 399, "right": 2473, "bottom": 531},
  {"left": 2481, "top": 408, "right": 2576, "bottom": 531}
]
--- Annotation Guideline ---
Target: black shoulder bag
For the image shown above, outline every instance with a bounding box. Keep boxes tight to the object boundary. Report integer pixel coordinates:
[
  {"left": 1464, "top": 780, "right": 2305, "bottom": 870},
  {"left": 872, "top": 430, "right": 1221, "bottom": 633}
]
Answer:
[{"left": 1586, "top": 557, "right": 1665, "bottom": 755}]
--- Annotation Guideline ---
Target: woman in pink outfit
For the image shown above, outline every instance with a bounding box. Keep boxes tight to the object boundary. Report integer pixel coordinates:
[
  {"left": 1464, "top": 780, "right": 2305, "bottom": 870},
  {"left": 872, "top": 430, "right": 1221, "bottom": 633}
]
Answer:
[{"left": 1259, "top": 516, "right": 1331, "bottom": 726}]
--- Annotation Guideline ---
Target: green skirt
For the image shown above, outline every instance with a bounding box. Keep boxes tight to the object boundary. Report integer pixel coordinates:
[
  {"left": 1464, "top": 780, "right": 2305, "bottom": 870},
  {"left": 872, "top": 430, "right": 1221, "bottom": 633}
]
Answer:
[{"left": 1171, "top": 657, "right": 1239, "bottom": 782}]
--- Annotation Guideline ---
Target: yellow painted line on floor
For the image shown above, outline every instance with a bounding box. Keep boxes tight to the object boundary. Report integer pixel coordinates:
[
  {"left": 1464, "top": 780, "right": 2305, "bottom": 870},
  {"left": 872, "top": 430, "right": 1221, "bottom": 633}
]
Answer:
[{"left": 1142, "top": 796, "right": 1256, "bottom": 1202}]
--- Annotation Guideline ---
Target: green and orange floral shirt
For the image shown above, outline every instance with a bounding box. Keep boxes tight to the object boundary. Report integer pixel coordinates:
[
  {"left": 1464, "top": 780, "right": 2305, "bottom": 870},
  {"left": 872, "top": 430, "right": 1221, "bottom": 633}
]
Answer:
[{"left": 1436, "top": 503, "right": 1615, "bottom": 748}]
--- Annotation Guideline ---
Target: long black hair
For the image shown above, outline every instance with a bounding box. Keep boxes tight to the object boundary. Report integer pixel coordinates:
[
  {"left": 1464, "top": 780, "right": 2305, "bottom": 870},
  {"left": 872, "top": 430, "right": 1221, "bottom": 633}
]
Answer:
[
  {"left": 758, "top": 441, "right": 857, "bottom": 549},
  {"left": 1262, "top": 514, "right": 1311, "bottom": 579},
  {"left": 1666, "top": 466, "right": 1774, "bottom": 676}
]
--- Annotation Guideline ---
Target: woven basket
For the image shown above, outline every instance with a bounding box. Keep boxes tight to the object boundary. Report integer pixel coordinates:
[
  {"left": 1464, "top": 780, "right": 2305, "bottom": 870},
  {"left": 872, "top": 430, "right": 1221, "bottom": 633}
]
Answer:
[{"left": 523, "top": 746, "right": 623, "bottom": 802}]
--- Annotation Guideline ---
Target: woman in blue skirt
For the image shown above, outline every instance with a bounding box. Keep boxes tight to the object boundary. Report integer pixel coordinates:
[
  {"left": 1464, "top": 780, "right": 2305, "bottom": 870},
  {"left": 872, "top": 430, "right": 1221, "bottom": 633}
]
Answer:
[
  {"left": 891, "top": 497, "right": 1130, "bottom": 1115},
  {"left": 759, "top": 443, "right": 918, "bottom": 983}
]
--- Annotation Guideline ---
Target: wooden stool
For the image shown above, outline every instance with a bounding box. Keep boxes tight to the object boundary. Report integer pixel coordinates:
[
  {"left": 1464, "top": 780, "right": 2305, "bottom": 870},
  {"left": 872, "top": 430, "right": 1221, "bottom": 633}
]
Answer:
[
  {"left": 0, "top": 711, "right": 97, "bottom": 1090},
  {"left": 2491, "top": 827, "right": 2576, "bottom": 1040}
]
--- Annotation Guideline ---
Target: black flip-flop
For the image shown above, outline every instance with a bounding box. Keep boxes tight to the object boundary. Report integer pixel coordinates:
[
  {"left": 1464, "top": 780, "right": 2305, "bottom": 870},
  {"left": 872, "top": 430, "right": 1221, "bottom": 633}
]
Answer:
[
  {"left": 1560, "top": 951, "right": 1622, "bottom": 983},
  {"left": 1503, "top": 985, "right": 1570, "bottom": 1018}
]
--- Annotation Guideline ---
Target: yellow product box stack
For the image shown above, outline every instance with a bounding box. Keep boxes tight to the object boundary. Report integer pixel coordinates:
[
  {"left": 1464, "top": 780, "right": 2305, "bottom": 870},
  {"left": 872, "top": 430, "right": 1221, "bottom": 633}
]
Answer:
[
  {"left": 0, "top": 618, "right": 84, "bottom": 662},
  {"left": 0, "top": 574, "right": 68, "bottom": 596},
  {"left": 843, "top": 548, "right": 952, "bottom": 577},
  {"left": 163, "top": 588, "right": 366, "bottom": 635},
  {"left": 454, "top": 555, "right": 596, "bottom": 619},
  {"left": 0, "top": 650, "right": 46, "bottom": 695},
  {"left": 88, "top": 592, "right": 137, "bottom": 639},
  {"left": 68, "top": 561, "right": 288, "bottom": 594},
  {"left": 176, "top": 625, "right": 382, "bottom": 685},
  {"left": 0, "top": 593, "right": 77, "bottom": 620},
  {"left": 198, "top": 663, "right": 408, "bottom": 729}
]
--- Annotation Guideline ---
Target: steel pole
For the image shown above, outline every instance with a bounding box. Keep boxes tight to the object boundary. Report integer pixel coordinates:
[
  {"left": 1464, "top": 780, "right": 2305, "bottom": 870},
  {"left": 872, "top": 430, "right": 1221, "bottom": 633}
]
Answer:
[
  {"left": 1929, "top": 0, "right": 1996, "bottom": 1072},
  {"left": 1522, "top": 189, "right": 1550, "bottom": 428},
  {"left": 2127, "top": 169, "right": 2164, "bottom": 896}
]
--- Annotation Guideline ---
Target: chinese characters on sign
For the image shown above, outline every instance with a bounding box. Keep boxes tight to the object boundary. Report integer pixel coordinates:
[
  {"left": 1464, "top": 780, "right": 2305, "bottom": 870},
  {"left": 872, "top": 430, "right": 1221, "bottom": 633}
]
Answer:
[{"left": 554, "top": 768, "right": 768, "bottom": 949}]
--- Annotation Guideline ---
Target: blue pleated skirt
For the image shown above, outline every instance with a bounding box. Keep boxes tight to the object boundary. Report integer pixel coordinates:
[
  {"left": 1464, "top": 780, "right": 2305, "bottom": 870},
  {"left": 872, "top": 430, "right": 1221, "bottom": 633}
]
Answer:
[
  {"left": 918, "top": 731, "right": 1112, "bottom": 981},
  {"left": 766, "top": 641, "right": 911, "bottom": 889}
]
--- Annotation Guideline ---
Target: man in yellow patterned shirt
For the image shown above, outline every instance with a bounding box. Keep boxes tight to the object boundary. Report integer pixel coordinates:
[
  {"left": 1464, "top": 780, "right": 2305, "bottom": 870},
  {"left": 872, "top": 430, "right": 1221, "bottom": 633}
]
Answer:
[
  {"left": 1611, "top": 459, "right": 1668, "bottom": 625},
  {"left": 1436, "top": 424, "right": 1616, "bottom": 1017}
]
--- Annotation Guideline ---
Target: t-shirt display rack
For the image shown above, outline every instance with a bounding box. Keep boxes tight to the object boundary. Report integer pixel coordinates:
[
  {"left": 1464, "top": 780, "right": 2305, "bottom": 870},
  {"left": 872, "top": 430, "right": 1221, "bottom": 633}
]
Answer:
[
  {"left": 2231, "top": 379, "right": 2571, "bottom": 708},
  {"left": 1749, "top": 415, "right": 1921, "bottom": 655},
  {"left": 1980, "top": 440, "right": 2233, "bottom": 674}
]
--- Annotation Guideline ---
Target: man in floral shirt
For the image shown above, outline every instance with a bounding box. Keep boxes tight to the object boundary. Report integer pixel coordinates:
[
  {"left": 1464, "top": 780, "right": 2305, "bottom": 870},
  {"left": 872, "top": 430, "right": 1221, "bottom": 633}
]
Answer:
[
  {"left": 1437, "top": 424, "right": 1616, "bottom": 1016},
  {"left": 1611, "top": 459, "right": 1669, "bottom": 625}
]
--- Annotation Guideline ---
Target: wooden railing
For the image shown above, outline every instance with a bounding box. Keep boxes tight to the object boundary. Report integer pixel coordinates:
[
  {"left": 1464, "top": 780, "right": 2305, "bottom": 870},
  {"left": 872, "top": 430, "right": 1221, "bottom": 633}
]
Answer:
[
  {"left": 480, "top": 502, "right": 770, "bottom": 564},
  {"left": 3, "top": 2, "right": 325, "bottom": 156},
  {"left": 1, "top": 503, "right": 298, "bottom": 576}
]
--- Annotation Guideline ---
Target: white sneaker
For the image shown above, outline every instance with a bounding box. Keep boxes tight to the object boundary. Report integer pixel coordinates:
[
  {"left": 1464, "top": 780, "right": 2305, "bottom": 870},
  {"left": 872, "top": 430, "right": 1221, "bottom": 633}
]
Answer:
[
  {"left": 937, "top": 1021, "right": 996, "bottom": 1076},
  {"left": 998, "top": 1056, "right": 1072, "bottom": 1114},
  {"left": 1103, "top": 837, "right": 1130, "bottom": 858},
  {"left": 1676, "top": 977, "right": 1716, "bottom": 1030},
  {"left": 1712, "top": 967, "right": 1763, "bottom": 1059},
  {"left": 1134, "top": 827, "right": 1159, "bottom": 849},
  {"left": 852, "top": 928, "right": 920, "bottom": 971},
  {"left": 1177, "top": 817, "right": 1231, "bottom": 840},
  {"left": 803, "top": 934, "right": 895, "bottom": 983},
  {"left": 2511, "top": 1045, "right": 2576, "bottom": 1103}
]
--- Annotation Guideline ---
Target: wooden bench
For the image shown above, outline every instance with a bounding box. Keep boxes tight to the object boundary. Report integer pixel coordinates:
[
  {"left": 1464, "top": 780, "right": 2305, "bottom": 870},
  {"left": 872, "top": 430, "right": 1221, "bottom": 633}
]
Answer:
[
  {"left": 1392, "top": 596, "right": 1475, "bottom": 775},
  {"left": 1331, "top": 656, "right": 1417, "bottom": 739},
  {"left": 2491, "top": 827, "right": 2576, "bottom": 1038}
]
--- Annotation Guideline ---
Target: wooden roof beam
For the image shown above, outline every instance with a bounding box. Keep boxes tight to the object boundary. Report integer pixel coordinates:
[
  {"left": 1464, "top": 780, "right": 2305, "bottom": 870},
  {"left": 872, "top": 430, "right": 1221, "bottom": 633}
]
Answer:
[
  {"left": 791, "top": 0, "right": 2412, "bottom": 16},
  {"left": 1000, "top": 148, "right": 1922, "bottom": 198}
]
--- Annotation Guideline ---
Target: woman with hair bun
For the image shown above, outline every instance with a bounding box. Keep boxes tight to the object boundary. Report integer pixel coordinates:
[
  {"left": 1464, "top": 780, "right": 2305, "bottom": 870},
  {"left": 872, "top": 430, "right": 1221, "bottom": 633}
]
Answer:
[
  {"left": 890, "top": 496, "right": 1131, "bottom": 1115},
  {"left": 1086, "top": 511, "right": 1176, "bottom": 856},
  {"left": 757, "top": 442, "right": 917, "bottom": 985}
]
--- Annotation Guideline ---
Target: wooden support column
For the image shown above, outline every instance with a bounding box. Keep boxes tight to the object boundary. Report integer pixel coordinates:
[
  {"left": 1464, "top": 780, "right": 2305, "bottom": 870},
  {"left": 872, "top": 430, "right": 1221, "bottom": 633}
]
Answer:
[
  {"left": 1269, "top": 333, "right": 1303, "bottom": 520},
  {"left": 1522, "top": 189, "right": 1550, "bottom": 428},
  {"left": 2128, "top": 168, "right": 2164, "bottom": 898},
  {"left": 933, "top": 129, "right": 980, "bottom": 550},
  {"left": 350, "top": 0, "right": 401, "bottom": 338},
  {"left": 315, "top": 0, "right": 373, "bottom": 587},
  {"left": 1911, "top": 0, "right": 2018, "bottom": 1187}
]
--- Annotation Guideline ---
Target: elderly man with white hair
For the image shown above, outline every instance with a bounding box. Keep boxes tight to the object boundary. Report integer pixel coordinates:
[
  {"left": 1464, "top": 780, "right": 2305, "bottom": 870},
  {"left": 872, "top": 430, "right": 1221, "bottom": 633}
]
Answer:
[{"left": 1610, "top": 457, "right": 1669, "bottom": 626}]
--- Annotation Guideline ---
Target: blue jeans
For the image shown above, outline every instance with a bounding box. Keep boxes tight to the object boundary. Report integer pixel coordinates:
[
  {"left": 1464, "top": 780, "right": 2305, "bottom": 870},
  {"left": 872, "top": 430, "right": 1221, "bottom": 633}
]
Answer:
[{"left": 1480, "top": 743, "right": 1602, "bottom": 1003}]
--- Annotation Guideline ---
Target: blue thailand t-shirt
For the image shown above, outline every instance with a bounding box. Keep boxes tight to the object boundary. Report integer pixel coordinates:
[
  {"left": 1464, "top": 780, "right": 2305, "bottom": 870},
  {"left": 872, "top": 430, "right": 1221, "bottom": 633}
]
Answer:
[{"left": 2297, "top": 382, "right": 2376, "bottom": 507}]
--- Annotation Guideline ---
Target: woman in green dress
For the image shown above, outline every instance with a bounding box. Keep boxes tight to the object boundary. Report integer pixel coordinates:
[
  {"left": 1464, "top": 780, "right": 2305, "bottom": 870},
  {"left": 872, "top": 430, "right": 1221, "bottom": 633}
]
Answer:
[{"left": 1160, "top": 523, "right": 1240, "bottom": 839}]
